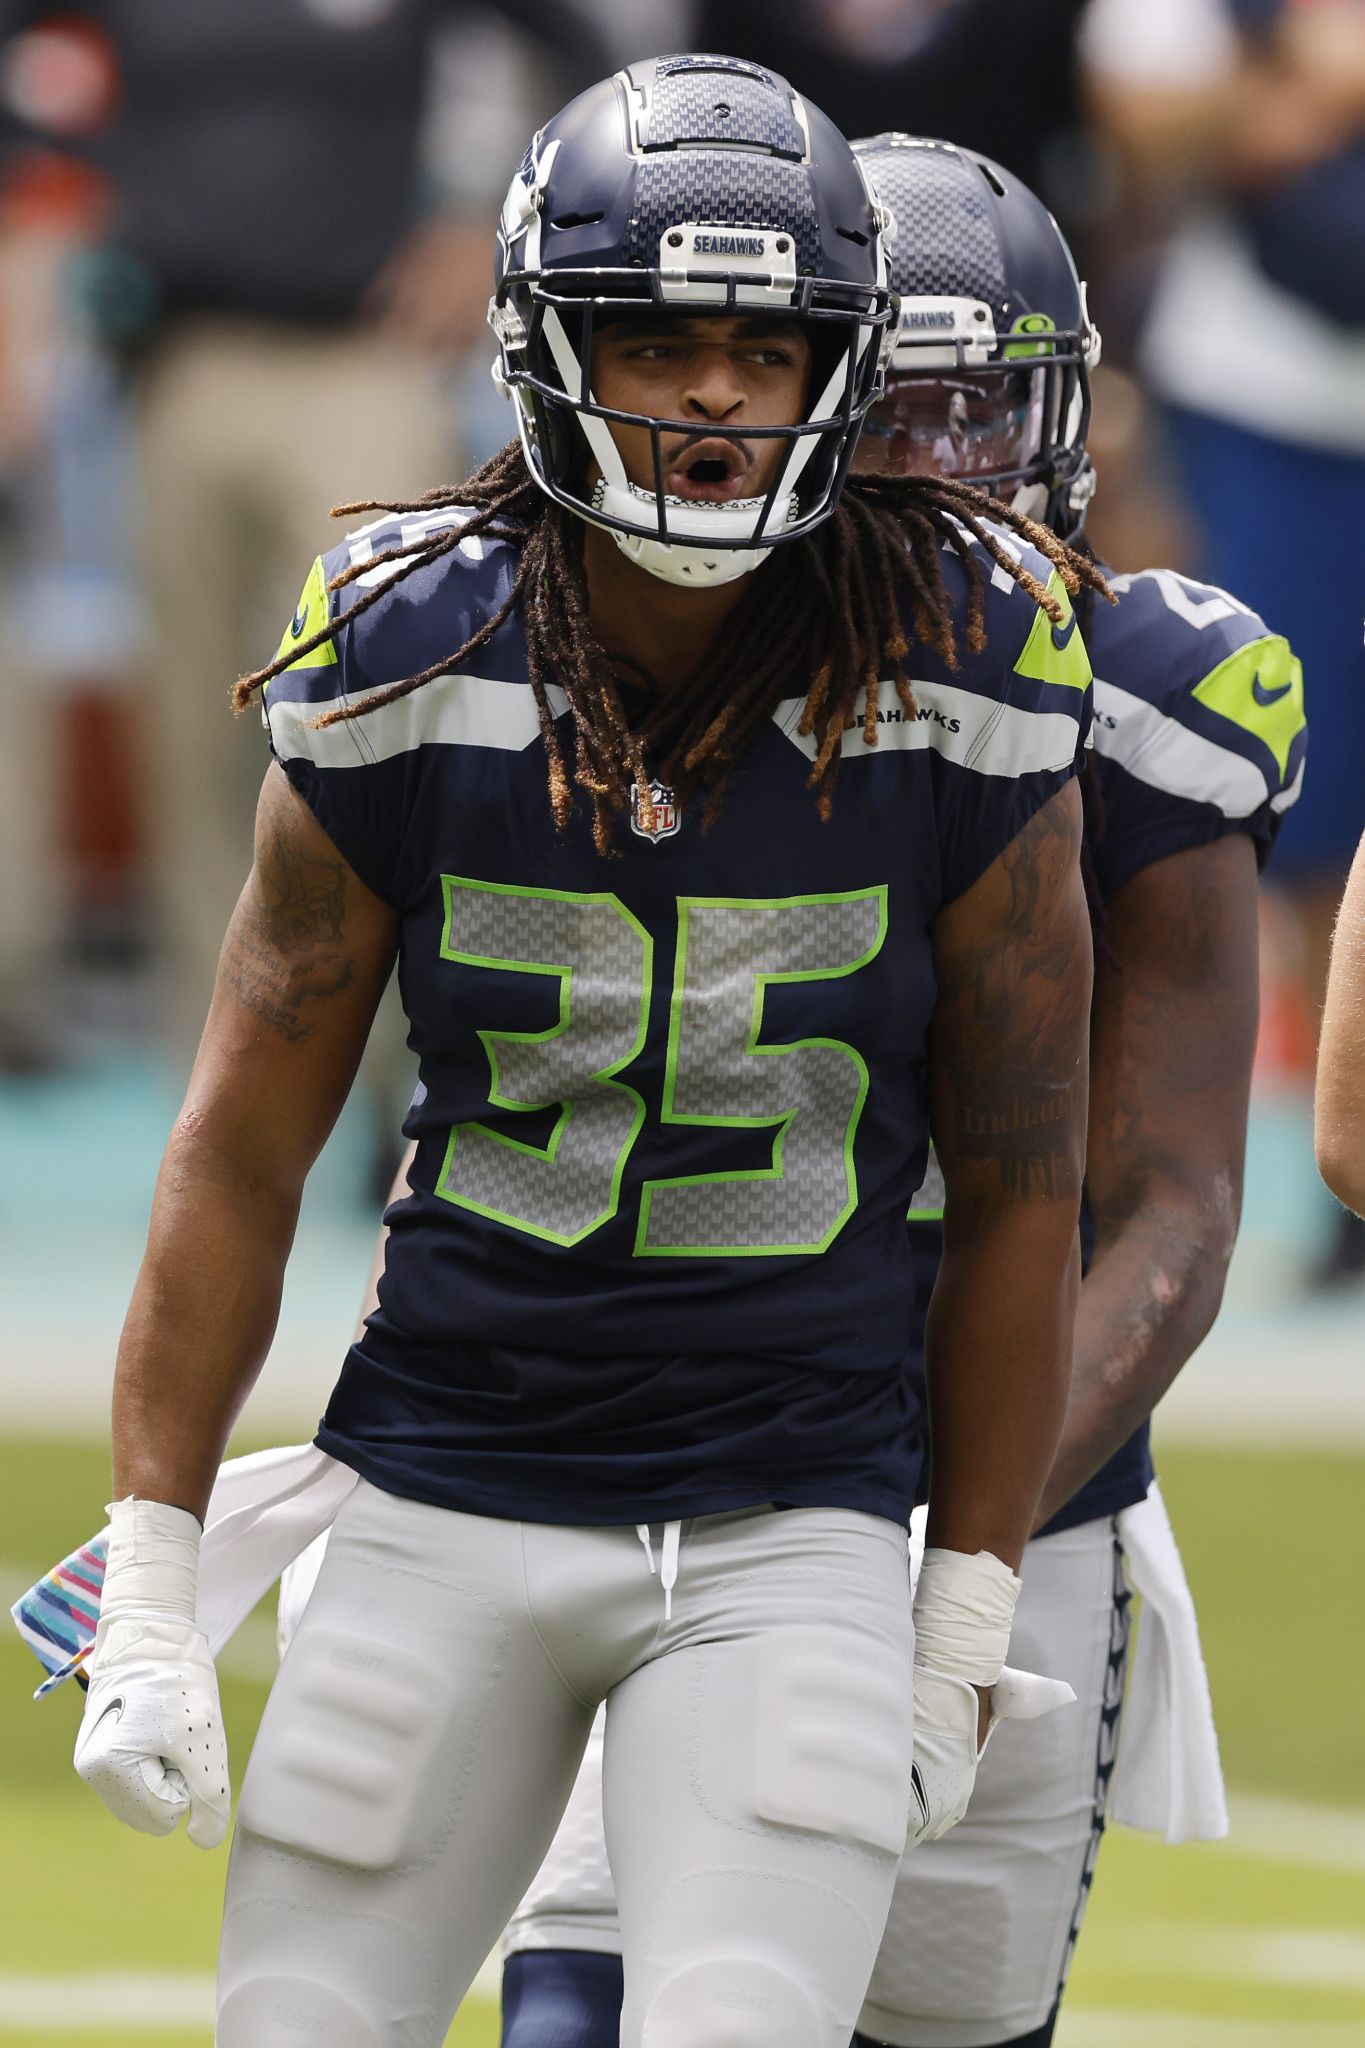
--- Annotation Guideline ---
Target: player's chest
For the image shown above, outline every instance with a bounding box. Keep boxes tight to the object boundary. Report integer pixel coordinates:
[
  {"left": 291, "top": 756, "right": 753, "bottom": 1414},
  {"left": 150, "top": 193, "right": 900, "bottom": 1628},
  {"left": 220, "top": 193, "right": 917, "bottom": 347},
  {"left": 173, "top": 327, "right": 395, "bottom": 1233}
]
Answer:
[{"left": 395, "top": 734, "right": 943, "bottom": 1088}]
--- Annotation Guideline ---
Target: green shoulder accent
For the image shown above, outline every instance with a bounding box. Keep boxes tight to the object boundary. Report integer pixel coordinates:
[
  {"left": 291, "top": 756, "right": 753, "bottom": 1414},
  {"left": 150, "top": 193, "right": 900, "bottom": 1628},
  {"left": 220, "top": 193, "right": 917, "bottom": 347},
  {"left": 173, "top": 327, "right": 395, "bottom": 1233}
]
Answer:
[
  {"left": 1191, "top": 634, "right": 1305, "bottom": 783},
  {"left": 272, "top": 555, "right": 338, "bottom": 677},
  {"left": 1012, "top": 570, "right": 1092, "bottom": 693}
]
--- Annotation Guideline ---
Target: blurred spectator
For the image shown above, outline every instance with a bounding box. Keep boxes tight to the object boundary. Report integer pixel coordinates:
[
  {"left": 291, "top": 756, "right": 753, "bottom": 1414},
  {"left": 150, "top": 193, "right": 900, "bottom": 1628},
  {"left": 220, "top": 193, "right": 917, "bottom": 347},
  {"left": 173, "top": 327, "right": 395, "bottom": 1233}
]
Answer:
[
  {"left": 689, "top": 1, "right": 1096, "bottom": 232},
  {"left": 1082, "top": 0, "right": 1365, "bottom": 1282},
  {"left": 0, "top": 0, "right": 605, "bottom": 1106},
  {"left": 0, "top": 33, "right": 124, "bottom": 1069}
]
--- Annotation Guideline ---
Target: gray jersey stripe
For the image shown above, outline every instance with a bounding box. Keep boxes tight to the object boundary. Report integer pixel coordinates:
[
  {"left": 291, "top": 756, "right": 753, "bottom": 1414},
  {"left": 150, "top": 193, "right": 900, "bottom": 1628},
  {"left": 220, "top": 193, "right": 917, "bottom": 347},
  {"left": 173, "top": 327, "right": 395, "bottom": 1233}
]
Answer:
[
  {"left": 1092, "top": 677, "right": 1269, "bottom": 818},
  {"left": 267, "top": 672, "right": 570, "bottom": 767},
  {"left": 772, "top": 681, "right": 1082, "bottom": 778}
]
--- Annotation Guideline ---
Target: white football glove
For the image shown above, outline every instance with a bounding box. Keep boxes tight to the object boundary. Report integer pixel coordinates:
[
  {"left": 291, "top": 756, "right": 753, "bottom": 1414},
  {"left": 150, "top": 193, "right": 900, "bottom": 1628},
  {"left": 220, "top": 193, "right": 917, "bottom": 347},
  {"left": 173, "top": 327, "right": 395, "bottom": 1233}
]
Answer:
[
  {"left": 74, "top": 1498, "right": 230, "bottom": 1850},
  {"left": 907, "top": 1547, "right": 1075, "bottom": 1849}
]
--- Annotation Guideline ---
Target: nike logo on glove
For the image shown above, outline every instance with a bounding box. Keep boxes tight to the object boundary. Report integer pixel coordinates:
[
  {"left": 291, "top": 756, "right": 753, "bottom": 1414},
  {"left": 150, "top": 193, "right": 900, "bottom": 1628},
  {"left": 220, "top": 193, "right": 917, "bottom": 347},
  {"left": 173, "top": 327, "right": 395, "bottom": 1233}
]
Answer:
[
  {"left": 90, "top": 1696, "right": 125, "bottom": 1734},
  {"left": 1251, "top": 672, "right": 1293, "bottom": 708},
  {"left": 910, "top": 1761, "right": 931, "bottom": 1830}
]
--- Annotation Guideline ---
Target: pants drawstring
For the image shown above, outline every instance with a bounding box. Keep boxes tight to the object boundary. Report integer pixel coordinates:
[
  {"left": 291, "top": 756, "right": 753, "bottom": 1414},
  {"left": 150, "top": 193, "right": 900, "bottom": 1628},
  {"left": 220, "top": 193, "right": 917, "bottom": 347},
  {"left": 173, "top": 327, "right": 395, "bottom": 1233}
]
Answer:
[{"left": 635, "top": 1520, "right": 682, "bottom": 1621}]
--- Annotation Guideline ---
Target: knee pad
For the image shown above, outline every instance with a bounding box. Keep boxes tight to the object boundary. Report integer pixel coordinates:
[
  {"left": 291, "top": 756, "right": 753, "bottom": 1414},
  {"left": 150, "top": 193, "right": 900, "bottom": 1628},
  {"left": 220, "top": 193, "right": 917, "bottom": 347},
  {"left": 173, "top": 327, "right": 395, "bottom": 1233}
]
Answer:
[
  {"left": 502, "top": 1949, "right": 624, "bottom": 2048},
  {"left": 217, "top": 1975, "right": 380, "bottom": 2047},
  {"left": 642, "top": 1957, "right": 821, "bottom": 2048}
]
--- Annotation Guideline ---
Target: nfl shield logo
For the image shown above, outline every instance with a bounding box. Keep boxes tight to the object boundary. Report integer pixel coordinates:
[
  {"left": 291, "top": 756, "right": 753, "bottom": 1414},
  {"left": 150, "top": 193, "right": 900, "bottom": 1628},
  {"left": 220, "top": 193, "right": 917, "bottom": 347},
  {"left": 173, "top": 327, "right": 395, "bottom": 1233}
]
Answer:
[{"left": 629, "top": 780, "right": 681, "bottom": 842}]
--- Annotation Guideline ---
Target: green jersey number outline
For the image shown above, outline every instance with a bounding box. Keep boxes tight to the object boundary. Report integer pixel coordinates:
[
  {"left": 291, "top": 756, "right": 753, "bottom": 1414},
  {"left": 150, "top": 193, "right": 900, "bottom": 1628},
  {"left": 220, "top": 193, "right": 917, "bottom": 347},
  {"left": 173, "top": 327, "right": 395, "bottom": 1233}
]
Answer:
[
  {"left": 636, "top": 889, "right": 889, "bottom": 1256},
  {"left": 436, "top": 877, "right": 651, "bottom": 1246},
  {"left": 438, "top": 877, "right": 887, "bottom": 1257}
]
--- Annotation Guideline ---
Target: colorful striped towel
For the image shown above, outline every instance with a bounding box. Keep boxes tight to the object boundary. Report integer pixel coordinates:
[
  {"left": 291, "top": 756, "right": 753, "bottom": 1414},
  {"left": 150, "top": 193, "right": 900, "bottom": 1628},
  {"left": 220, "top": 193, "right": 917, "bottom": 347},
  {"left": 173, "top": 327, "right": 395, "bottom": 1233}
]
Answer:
[{"left": 11, "top": 1533, "right": 108, "bottom": 1698}]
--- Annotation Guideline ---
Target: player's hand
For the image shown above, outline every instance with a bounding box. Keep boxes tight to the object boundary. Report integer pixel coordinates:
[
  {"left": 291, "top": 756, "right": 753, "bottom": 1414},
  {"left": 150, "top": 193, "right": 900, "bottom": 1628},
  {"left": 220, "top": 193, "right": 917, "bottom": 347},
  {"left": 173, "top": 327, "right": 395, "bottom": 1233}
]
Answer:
[
  {"left": 71, "top": 1496, "right": 230, "bottom": 1849},
  {"left": 907, "top": 1663, "right": 1076, "bottom": 1848},
  {"left": 75, "top": 1612, "right": 230, "bottom": 1848}
]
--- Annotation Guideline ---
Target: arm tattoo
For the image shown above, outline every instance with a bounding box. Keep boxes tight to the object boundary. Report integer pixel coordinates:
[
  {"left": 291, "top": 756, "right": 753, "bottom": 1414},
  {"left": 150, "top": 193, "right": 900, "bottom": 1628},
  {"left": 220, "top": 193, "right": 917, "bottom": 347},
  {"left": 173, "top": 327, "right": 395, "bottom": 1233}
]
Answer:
[
  {"left": 937, "top": 793, "right": 1090, "bottom": 1203},
  {"left": 220, "top": 812, "right": 356, "bottom": 1043}
]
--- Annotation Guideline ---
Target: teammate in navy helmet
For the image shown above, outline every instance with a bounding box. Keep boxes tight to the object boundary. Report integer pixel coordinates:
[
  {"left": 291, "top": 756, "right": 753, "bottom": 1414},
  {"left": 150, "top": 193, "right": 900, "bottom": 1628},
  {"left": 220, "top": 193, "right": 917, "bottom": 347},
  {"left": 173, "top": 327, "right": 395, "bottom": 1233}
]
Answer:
[
  {"left": 71, "top": 67, "right": 1103, "bottom": 2046},
  {"left": 493, "top": 134, "right": 1306, "bottom": 2048}
]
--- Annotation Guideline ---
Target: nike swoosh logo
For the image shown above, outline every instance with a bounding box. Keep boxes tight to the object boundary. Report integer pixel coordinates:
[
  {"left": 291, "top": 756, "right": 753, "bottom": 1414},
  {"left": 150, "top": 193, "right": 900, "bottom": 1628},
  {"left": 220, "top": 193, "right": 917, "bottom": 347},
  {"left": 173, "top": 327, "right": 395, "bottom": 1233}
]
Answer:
[
  {"left": 1251, "top": 674, "right": 1292, "bottom": 708},
  {"left": 88, "top": 1695, "right": 125, "bottom": 1737},
  {"left": 290, "top": 607, "right": 308, "bottom": 639},
  {"left": 1051, "top": 610, "right": 1079, "bottom": 653},
  {"left": 910, "top": 1761, "right": 931, "bottom": 1830}
]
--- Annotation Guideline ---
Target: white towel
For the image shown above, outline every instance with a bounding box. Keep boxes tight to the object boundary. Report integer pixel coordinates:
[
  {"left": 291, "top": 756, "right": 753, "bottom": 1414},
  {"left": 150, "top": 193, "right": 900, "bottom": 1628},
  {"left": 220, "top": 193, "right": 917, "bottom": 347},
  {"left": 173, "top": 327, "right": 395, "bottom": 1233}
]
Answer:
[
  {"left": 1111, "top": 1481, "right": 1228, "bottom": 1844},
  {"left": 196, "top": 1441, "right": 356, "bottom": 1656}
]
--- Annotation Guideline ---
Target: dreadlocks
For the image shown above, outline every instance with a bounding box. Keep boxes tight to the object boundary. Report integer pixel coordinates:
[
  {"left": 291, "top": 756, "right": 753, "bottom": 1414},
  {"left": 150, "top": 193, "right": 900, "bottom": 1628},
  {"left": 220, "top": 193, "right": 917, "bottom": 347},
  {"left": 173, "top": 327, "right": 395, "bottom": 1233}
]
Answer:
[{"left": 236, "top": 442, "right": 1111, "bottom": 856}]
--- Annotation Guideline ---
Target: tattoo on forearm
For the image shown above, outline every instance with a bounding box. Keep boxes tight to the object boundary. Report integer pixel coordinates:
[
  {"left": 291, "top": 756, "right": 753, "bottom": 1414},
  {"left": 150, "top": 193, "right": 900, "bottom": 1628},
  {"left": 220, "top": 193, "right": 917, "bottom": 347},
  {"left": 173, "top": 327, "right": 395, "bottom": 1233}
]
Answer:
[
  {"left": 936, "top": 793, "right": 1090, "bottom": 1203},
  {"left": 219, "top": 814, "right": 355, "bottom": 1043}
]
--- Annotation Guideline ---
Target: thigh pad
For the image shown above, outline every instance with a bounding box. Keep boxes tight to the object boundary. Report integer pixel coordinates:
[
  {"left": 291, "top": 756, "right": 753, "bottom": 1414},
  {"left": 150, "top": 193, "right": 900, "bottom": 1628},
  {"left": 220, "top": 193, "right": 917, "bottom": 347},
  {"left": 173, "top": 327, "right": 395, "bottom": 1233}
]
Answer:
[
  {"left": 752, "top": 1628, "right": 911, "bottom": 1858},
  {"left": 238, "top": 1626, "right": 450, "bottom": 1871}
]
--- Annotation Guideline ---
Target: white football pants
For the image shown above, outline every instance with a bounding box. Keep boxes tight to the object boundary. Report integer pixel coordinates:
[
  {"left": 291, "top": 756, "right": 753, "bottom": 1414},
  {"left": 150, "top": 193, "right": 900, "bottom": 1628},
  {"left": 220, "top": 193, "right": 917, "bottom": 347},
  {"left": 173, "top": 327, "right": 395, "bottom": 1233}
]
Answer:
[
  {"left": 219, "top": 1479, "right": 917, "bottom": 2048},
  {"left": 505, "top": 1513, "right": 1132, "bottom": 2048}
]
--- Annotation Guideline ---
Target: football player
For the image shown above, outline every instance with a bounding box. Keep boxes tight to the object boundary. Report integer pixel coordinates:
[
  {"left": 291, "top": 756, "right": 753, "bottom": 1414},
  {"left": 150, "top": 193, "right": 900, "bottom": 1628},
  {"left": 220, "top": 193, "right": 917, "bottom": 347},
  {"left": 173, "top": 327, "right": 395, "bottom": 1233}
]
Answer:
[
  {"left": 493, "top": 136, "right": 1306, "bottom": 2048},
  {"left": 69, "top": 68, "right": 1101, "bottom": 2048},
  {"left": 1316, "top": 823, "right": 1365, "bottom": 1216}
]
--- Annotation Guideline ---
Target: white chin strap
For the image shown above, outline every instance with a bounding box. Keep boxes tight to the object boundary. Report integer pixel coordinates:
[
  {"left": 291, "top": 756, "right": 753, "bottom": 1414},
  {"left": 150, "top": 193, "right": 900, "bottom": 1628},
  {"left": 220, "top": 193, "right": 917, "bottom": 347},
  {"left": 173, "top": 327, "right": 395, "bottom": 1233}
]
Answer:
[
  {"left": 532, "top": 307, "right": 858, "bottom": 591},
  {"left": 1011, "top": 479, "right": 1049, "bottom": 524}
]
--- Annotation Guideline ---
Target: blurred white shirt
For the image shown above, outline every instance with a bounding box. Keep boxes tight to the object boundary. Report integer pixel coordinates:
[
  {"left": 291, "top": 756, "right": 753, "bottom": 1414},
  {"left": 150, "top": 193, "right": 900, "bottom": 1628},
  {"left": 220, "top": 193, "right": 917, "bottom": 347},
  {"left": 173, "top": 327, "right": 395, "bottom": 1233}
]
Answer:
[{"left": 1082, "top": 0, "right": 1365, "bottom": 453}]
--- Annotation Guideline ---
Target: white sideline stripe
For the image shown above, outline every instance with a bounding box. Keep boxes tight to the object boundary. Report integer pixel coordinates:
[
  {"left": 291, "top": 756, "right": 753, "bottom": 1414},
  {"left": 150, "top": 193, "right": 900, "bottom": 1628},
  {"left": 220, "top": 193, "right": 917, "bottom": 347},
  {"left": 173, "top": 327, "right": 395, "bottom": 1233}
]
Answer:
[
  {"left": 773, "top": 681, "right": 1080, "bottom": 776},
  {"left": 1098, "top": 1925, "right": 1365, "bottom": 1993},
  {"left": 0, "top": 1956, "right": 501, "bottom": 2030},
  {"left": 1229, "top": 1792, "right": 1365, "bottom": 1876},
  {"left": 1092, "top": 676, "right": 1271, "bottom": 817},
  {"left": 0, "top": 1975, "right": 212, "bottom": 2027},
  {"left": 1059, "top": 2017, "right": 1365, "bottom": 2047}
]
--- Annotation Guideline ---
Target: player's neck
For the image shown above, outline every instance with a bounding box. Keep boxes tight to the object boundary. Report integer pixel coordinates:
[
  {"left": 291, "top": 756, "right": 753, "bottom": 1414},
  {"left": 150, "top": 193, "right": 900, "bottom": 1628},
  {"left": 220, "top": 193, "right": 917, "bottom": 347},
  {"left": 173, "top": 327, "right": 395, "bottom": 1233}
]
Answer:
[{"left": 582, "top": 524, "right": 751, "bottom": 694}]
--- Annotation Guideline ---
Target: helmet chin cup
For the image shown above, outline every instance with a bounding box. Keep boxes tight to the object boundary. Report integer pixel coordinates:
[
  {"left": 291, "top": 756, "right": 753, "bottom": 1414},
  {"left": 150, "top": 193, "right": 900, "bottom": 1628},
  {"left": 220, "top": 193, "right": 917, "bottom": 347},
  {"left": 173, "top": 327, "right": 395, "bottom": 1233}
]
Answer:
[
  {"left": 611, "top": 529, "right": 772, "bottom": 588},
  {"left": 594, "top": 478, "right": 792, "bottom": 588}
]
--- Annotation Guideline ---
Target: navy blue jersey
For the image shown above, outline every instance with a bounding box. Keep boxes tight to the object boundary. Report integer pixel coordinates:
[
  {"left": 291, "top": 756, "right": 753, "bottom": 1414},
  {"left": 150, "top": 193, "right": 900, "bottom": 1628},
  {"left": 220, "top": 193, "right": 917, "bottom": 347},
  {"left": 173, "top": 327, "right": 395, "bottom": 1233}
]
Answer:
[
  {"left": 263, "top": 508, "right": 1091, "bottom": 1528},
  {"left": 909, "top": 564, "right": 1306, "bottom": 1535}
]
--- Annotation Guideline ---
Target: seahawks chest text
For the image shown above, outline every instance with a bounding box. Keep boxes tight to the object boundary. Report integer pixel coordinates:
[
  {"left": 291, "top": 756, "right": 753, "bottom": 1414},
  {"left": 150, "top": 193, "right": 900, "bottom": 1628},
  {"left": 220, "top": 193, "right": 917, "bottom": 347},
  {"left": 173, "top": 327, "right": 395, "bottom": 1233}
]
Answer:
[{"left": 393, "top": 735, "right": 940, "bottom": 1263}]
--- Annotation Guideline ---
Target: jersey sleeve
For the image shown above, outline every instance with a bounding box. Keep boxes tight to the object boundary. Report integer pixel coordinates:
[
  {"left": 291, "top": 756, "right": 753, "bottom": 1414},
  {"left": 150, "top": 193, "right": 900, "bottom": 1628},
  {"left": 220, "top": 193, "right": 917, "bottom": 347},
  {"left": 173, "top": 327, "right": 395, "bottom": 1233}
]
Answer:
[
  {"left": 1087, "top": 571, "right": 1307, "bottom": 905},
  {"left": 260, "top": 538, "right": 420, "bottom": 910},
  {"left": 933, "top": 556, "right": 1094, "bottom": 908}
]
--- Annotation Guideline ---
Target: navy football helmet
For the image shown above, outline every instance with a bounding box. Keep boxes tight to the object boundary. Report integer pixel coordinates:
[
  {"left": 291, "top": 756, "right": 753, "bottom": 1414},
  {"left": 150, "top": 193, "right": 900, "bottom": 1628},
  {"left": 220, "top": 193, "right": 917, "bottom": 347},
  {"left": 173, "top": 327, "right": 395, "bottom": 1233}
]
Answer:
[
  {"left": 490, "top": 54, "right": 897, "bottom": 586},
  {"left": 853, "top": 134, "right": 1100, "bottom": 538}
]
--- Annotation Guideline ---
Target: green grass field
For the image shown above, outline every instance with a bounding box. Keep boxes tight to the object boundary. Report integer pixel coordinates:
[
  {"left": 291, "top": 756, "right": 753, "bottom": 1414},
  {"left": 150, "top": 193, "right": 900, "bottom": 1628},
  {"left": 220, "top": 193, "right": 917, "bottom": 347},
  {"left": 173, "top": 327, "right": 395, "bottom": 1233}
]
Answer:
[{"left": 3, "top": 1438, "right": 1360, "bottom": 2046}]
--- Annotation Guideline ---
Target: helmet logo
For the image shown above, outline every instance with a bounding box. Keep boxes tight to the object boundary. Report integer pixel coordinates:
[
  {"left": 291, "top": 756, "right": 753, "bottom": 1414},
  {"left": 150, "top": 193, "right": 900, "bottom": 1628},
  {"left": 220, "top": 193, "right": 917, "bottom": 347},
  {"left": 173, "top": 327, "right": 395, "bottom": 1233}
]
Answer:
[
  {"left": 892, "top": 296, "right": 996, "bottom": 369},
  {"left": 629, "top": 781, "right": 681, "bottom": 841},
  {"left": 659, "top": 222, "right": 798, "bottom": 306},
  {"left": 1003, "top": 312, "right": 1057, "bottom": 359}
]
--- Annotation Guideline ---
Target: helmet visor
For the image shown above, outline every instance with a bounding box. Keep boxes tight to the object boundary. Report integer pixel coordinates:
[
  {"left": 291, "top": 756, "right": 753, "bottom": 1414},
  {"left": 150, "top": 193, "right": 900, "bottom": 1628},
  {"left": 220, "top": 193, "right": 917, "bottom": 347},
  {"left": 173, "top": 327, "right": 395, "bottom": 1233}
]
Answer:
[{"left": 856, "top": 369, "right": 1042, "bottom": 482}]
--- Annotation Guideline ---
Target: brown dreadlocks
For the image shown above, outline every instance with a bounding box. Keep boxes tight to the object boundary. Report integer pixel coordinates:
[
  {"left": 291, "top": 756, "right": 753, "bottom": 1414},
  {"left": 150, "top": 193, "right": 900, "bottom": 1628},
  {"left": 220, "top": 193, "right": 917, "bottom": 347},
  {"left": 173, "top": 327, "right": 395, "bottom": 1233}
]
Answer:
[{"left": 236, "top": 442, "right": 1111, "bottom": 855}]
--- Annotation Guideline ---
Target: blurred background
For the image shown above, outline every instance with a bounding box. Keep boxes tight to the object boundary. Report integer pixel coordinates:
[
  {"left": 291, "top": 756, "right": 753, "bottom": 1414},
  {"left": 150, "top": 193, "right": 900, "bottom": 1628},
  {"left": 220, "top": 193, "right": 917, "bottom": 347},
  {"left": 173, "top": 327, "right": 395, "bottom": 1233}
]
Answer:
[{"left": 0, "top": 3, "right": 1361, "bottom": 2044}]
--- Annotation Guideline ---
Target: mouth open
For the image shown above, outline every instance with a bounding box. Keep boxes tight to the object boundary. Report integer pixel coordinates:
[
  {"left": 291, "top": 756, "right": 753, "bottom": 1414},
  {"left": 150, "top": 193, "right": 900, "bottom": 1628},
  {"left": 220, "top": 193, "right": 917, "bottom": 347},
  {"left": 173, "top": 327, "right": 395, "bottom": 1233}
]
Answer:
[{"left": 664, "top": 436, "right": 756, "bottom": 504}]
